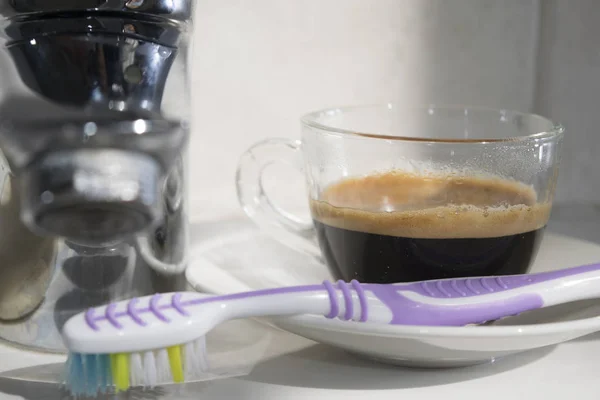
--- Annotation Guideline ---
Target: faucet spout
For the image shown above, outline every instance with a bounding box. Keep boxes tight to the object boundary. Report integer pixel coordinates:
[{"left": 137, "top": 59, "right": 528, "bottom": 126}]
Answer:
[
  {"left": 22, "top": 149, "right": 163, "bottom": 242},
  {"left": 0, "top": 1, "right": 193, "bottom": 242},
  {"left": 0, "top": 0, "right": 193, "bottom": 349}
]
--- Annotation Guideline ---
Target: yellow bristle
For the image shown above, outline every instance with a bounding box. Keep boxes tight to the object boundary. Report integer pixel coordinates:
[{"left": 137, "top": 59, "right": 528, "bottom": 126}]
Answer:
[
  {"left": 167, "top": 345, "right": 184, "bottom": 383},
  {"left": 110, "top": 353, "right": 130, "bottom": 392}
]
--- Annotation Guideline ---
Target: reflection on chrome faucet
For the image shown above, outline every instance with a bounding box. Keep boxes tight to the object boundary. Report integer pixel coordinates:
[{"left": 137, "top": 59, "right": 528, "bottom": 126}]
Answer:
[
  {"left": 0, "top": 171, "right": 56, "bottom": 321},
  {"left": 0, "top": 0, "right": 194, "bottom": 351}
]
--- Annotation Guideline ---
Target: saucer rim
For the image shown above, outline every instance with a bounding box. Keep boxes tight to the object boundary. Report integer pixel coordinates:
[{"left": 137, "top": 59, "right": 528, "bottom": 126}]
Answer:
[{"left": 265, "top": 311, "right": 600, "bottom": 339}]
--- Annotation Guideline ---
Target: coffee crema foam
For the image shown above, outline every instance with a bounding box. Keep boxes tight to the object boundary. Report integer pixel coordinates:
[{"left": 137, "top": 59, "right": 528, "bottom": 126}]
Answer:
[{"left": 310, "top": 171, "right": 551, "bottom": 239}]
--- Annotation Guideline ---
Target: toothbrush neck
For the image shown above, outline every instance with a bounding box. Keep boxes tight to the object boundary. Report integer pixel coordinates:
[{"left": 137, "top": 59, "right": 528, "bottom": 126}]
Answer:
[{"left": 204, "top": 284, "right": 330, "bottom": 320}]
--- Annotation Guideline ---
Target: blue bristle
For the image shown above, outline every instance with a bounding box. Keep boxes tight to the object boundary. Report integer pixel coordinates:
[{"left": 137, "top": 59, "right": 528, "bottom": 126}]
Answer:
[
  {"left": 84, "top": 354, "right": 98, "bottom": 396},
  {"left": 70, "top": 353, "right": 84, "bottom": 397},
  {"left": 65, "top": 353, "right": 116, "bottom": 397},
  {"left": 100, "top": 354, "right": 112, "bottom": 392},
  {"left": 80, "top": 354, "right": 88, "bottom": 396},
  {"left": 95, "top": 354, "right": 104, "bottom": 393}
]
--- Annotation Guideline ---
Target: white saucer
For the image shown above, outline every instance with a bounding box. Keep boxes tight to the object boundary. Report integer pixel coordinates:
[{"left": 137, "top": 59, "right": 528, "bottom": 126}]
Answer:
[{"left": 186, "top": 217, "right": 600, "bottom": 368}]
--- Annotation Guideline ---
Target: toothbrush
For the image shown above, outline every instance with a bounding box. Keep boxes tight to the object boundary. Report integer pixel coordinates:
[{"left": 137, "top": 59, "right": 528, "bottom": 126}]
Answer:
[{"left": 62, "top": 262, "right": 600, "bottom": 396}]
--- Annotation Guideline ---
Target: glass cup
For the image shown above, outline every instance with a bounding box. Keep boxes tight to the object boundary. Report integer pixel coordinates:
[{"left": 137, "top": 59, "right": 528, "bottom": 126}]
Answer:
[{"left": 237, "top": 104, "right": 564, "bottom": 284}]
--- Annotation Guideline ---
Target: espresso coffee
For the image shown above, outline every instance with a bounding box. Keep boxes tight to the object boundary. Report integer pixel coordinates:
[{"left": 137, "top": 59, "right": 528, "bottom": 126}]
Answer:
[{"left": 310, "top": 171, "right": 551, "bottom": 283}]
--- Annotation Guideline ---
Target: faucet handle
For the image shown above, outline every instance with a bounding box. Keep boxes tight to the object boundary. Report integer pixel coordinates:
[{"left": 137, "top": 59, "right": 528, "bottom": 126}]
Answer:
[{"left": 21, "top": 149, "right": 163, "bottom": 243}]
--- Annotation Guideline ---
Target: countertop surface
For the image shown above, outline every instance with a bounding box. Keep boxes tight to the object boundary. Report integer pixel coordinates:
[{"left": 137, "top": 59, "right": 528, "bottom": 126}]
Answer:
[{"left": 0, "top": 203, "right": 598, "bottom": 400}]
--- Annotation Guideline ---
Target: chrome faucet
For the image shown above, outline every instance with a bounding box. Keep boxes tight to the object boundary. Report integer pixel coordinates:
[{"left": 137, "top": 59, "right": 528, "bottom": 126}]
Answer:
[{"left": 0, "top": 0, "right": 193, "bottom": 351}]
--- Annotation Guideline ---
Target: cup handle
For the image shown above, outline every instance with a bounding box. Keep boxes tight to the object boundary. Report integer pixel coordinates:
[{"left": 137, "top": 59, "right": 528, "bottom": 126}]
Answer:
[{"left": 236, "top": 138, "right": 322, "bottom": 258}]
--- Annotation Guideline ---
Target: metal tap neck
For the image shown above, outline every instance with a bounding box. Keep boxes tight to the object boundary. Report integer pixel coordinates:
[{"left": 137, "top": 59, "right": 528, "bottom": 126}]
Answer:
[{"left": 0, "top": 0, "right": 194, "bottom": 24}]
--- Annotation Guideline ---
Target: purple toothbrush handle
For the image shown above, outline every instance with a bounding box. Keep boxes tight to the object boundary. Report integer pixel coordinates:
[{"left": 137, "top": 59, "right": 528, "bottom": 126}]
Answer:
[
  {"left": 355, "top": 263, "right": 600, "bottom": 326},
  {"left": 360, "top": 282, "right": 544, "bottom": 326},
  {"left": 400, "top": 262, "right": 600, "bottom": 299}
]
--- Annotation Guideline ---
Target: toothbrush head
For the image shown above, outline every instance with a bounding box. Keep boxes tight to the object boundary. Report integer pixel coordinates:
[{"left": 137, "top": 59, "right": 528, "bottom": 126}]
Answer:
[
  {"left": 64, "top": 338, "right": 209, "bottom": 397},
  {"left": 62, "top": 292, "right": 216, "bottom": 397}
]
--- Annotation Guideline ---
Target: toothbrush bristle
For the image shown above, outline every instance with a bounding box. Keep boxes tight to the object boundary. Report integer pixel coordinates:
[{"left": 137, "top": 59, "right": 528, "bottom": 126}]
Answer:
[
  {"left": 64, "top": 337, "right": 209, "bottom": 397},
  {"left": 167, "top": 345, "right": 184, "bottom": 383},
  {"left": 156, "top": 348, "right": 172, "bottom": 384}
]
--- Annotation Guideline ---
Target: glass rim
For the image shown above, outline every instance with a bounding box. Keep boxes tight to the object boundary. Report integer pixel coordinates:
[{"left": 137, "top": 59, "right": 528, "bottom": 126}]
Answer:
[{"left": 300, "top": 103, "right": 565, "bottom": 143}]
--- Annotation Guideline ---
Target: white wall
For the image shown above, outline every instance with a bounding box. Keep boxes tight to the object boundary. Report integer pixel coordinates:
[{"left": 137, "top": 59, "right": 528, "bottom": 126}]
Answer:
[
  {"left": 189, "top": 0, "right": 549, "bottom": 220},
  {"left": 533, "top": 0, "right": 600, "bottom": 203}
]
